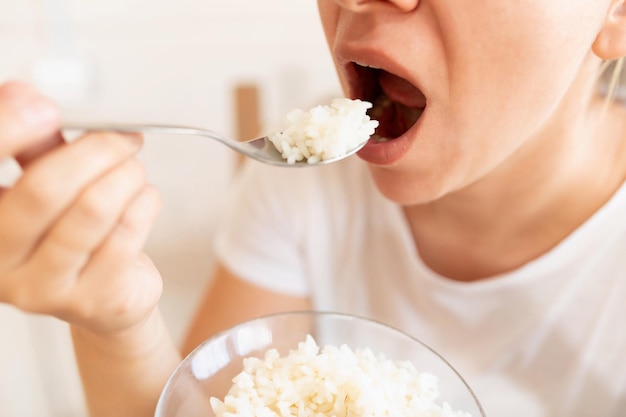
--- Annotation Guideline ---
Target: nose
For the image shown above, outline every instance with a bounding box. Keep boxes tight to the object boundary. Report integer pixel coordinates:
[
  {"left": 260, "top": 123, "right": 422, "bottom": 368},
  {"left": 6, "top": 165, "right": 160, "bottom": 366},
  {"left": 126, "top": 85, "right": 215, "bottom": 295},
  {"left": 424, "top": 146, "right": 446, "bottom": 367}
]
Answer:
[{"left": 333, "top": 0, "right": 418, "bottom": 13}]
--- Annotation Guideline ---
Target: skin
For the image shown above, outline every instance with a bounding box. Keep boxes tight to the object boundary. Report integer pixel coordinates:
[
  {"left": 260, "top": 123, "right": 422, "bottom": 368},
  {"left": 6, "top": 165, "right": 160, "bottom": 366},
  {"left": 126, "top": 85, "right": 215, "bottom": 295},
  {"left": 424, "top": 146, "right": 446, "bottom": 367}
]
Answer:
[
  {"left": 0, "top": 81, "right": 309, "bottom": 417},
  {"left": 0, "top": 81, "right": 176, "bottom": 416},
  {"left": 1, "top": 1, "right": 626, "bottom": 416},
  {"left": 319, "top": 0, "right": 626, "bottom": 279}
]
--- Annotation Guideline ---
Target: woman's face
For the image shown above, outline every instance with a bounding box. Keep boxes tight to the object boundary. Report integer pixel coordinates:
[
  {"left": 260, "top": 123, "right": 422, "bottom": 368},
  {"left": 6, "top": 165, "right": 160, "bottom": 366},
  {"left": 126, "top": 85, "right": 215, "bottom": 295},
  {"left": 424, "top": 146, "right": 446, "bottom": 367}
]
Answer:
[{"left": 318, "top": 0, "right": 613, "bottom": 205}]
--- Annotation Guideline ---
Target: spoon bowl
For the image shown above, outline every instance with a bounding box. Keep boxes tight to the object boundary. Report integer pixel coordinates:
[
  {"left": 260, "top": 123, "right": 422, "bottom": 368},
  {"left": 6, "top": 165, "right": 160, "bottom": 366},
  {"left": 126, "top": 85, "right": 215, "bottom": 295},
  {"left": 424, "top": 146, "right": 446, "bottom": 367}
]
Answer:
[{"left": 62, "top": 122, "right": 366, "bottom": 167}]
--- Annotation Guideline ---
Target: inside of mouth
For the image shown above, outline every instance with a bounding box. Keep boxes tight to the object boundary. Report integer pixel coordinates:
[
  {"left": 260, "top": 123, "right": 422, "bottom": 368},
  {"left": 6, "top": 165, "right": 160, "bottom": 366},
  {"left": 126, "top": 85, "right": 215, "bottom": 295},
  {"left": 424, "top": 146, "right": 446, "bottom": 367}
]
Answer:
[{"left": 358, "top": 67, "right": 425, "bottom": 142}]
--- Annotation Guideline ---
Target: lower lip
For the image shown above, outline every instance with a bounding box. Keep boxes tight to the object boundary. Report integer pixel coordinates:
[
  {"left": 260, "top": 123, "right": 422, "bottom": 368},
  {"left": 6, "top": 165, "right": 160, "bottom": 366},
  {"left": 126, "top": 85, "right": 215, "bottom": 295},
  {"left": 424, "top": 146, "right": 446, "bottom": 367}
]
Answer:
[{"left": 356, "top": 114, "right": 422, "bottom": 165}]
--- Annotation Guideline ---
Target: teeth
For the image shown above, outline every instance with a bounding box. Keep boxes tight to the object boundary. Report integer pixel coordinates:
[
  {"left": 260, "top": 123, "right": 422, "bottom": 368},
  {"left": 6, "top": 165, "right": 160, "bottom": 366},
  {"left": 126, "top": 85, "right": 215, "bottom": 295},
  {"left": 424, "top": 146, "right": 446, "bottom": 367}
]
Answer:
[
  {"left": 372, "top": 134, "right": 389, "bottom": 142},
  {"left": 355, "top": 61, "right": 381, "bottom": 70}
]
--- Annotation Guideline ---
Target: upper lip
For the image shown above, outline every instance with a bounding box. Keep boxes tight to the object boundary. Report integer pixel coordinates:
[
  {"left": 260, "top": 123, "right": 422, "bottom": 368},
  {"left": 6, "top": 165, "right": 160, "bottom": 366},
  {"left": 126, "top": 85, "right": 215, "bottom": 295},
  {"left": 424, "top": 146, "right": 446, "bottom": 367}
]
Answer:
[{"left": 335, "top": 44, "right": 426, "bottom": 104}]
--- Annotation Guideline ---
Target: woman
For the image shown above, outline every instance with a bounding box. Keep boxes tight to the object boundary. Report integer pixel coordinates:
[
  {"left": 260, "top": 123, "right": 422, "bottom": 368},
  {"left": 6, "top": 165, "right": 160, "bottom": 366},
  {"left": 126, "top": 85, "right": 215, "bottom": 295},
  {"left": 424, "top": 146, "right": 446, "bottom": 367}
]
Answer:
[{"left": 1, "top": 0, "right": 626, "bottom": 416}]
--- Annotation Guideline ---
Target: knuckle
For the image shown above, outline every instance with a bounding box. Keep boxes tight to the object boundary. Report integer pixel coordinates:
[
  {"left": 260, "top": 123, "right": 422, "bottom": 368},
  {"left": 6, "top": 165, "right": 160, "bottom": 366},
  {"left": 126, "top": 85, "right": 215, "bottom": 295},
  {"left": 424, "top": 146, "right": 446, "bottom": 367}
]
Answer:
[
  {"left": 15, "top": 171, "right": 64, "bottom": 211},
  {"left": 111, "top": 295, "right": 135, "bottom": 320},
  {"left": 117, "top": 215, "right": 143, "bottom": 239},
  {"left": 76, "top": 186, "right": 115, "bottom": 224},
  {"left": 4, "top": 281, "right": 51, "bottom": 313},
  {"left": 70, "top": 284, "right": 134, "bottom": 330},
  {"left": 64, "top": 297, "right": 95, "bottom": 323},
  {"left": 118, "top": 200, "right": 149, "bottom": 235},
  {"left": 75, "top": 159, "right": 148, "bottom": 225},
  {"left": 2, "top": 267, "right": 88, "bottom": 320},
  {"left": 64, "top": 131, "right": 141, "bottom": 174},
  {"left": 121, "top": 158, "right": 147, "bottom": 185},
  {"left": 81, "top": 131, "right": 142, "bottom": 157}
]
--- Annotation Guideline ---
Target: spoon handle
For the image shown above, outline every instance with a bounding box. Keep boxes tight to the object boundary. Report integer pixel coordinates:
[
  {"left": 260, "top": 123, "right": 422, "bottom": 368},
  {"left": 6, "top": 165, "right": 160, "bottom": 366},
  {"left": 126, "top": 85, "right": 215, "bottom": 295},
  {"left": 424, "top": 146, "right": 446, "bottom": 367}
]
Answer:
[{"left": 61, "top": 122, "right": 231, "bottom": 145}]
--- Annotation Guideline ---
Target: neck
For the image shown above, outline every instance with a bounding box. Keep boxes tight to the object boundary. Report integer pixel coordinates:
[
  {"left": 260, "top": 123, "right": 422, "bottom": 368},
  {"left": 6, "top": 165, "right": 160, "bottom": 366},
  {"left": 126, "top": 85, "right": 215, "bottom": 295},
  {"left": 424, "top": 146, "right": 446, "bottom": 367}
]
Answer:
[{"left": 404, "top": 94, "right": 626, "bottom": 282}]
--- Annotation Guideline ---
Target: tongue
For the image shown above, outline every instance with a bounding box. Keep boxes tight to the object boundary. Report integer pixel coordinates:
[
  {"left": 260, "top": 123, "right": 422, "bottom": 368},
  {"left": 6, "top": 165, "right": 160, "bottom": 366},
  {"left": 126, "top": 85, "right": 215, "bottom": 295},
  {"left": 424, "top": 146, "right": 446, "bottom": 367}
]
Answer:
[
  {"left": 378, "top": 71, "right": 426, "bottom": 109},
  {"left": 370, "top": 95, "right": 423, "bottom": 139}
]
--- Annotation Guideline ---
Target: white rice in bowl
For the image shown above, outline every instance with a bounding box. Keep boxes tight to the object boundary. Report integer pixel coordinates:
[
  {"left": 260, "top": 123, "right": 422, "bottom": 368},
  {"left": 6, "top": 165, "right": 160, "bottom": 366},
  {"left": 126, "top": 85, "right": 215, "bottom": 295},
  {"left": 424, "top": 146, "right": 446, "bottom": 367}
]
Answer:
[
  {"left": 209, "top": 335, "right": 472, "bottom": 417},
  {"left": 268, "top": 98, "right": 379, "bottom": 164}
]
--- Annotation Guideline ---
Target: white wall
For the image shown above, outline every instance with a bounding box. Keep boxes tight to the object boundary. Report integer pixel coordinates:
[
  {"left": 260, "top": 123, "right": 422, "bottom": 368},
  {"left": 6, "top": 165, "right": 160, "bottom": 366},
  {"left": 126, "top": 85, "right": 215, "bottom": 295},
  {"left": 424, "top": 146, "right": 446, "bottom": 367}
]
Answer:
[{"left": 0, "top": 1, "right": 341, "bottom": 416}]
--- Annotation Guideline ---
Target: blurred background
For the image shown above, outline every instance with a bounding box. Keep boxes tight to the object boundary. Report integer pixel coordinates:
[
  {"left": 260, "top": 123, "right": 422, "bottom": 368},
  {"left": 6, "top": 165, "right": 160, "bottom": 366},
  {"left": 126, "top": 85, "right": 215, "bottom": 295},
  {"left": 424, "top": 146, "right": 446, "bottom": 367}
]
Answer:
[{"left": 0, "top": 1, "right": 341, "bottom": 416}]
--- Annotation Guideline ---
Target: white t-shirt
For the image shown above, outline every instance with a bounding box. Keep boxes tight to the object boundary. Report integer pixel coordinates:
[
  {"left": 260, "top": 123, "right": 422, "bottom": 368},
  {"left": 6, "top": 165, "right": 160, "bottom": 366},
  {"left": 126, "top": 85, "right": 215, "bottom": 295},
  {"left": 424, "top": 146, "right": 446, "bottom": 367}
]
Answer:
[{"left": 214, "top": 158, "right": 626, "bottom": 417}]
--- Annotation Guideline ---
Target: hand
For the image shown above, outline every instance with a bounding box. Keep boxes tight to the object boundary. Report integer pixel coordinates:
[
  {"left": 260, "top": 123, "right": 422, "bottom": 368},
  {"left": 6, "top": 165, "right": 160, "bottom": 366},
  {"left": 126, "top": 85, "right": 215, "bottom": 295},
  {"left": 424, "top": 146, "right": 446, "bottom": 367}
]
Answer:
[{"left": 0, "top": 81, "right": 163, "bottom": 335}]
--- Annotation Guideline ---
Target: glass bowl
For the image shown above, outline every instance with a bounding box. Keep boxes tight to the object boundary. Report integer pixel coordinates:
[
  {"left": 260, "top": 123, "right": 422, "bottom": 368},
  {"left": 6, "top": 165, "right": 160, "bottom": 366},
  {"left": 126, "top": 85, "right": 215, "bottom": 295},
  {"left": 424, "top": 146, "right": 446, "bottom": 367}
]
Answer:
[{"left": 155, "top": 311, "right": 485, "bottom": 417}]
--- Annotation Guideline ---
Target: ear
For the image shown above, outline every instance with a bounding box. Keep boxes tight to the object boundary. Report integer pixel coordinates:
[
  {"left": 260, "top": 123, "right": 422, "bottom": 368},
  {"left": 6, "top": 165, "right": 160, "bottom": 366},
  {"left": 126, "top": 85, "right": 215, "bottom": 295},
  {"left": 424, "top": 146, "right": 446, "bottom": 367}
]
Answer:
[{"left": 593, "top": 0, "right": 626, "bottom": 60}]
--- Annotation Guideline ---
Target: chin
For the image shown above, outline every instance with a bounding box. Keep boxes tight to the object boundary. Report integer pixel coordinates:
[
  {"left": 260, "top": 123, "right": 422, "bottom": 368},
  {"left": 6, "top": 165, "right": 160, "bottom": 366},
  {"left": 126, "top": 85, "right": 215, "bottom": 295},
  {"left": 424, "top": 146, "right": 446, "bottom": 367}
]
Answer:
[{"left": 367, "top": 164, "right": 448, "bottom": 206}]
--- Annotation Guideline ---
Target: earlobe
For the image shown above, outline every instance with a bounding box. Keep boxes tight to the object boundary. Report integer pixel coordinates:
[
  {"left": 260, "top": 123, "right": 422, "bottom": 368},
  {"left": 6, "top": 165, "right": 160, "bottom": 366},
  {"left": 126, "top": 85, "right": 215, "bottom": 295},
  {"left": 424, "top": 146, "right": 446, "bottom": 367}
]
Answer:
[{"left": 593, "top": 1, "right": 626, "bottom": 60}]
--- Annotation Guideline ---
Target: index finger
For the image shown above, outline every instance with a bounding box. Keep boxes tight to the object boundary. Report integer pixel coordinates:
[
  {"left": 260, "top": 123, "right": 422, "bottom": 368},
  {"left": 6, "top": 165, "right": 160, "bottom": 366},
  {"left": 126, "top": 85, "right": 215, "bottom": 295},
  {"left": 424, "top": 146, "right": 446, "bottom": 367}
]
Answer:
[{"left": 0, "top": 81, "right": 61, "bottom": 160}]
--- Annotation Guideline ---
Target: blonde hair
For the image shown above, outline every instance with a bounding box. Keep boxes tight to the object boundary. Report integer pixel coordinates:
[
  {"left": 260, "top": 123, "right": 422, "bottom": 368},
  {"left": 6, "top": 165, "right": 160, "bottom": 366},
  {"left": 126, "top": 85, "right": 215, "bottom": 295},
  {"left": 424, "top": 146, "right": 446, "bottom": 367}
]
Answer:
[{"left": 599, "top": 57, "right": 626, "bottom": 102}]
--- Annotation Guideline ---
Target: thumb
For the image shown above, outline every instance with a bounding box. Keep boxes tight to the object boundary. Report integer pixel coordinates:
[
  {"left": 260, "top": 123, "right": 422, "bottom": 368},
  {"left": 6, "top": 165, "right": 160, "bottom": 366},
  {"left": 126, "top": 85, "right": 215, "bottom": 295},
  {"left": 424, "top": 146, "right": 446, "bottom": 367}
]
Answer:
[{"left": 0, "top": 81, "right": 61, "bottom": 160}]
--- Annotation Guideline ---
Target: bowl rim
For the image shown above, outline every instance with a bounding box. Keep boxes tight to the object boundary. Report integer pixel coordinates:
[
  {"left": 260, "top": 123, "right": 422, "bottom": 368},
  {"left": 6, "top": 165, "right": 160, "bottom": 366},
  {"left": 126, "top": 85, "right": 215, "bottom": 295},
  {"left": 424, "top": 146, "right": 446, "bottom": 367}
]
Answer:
[{"left": 155, "top": 310, "right": 486, "bottom": 417}]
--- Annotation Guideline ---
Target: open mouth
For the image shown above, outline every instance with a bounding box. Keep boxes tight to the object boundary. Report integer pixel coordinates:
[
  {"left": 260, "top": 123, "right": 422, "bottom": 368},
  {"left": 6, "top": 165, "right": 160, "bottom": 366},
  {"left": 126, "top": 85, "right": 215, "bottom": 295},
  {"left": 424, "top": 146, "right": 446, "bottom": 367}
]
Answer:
[{"left": 352, "top": 64, "right": 426, "bottom": 142}]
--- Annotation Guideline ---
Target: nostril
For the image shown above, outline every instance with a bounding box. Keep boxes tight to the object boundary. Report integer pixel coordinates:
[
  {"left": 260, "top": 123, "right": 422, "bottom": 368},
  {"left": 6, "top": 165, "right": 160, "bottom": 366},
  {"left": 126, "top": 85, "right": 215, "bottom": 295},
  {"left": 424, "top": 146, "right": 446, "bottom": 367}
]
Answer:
[
  {"left": 334, "top": 0, "right": 378, "bottom": 12},
  {"left": 336, "top": 0, "right": 418, "bottom": 13}
]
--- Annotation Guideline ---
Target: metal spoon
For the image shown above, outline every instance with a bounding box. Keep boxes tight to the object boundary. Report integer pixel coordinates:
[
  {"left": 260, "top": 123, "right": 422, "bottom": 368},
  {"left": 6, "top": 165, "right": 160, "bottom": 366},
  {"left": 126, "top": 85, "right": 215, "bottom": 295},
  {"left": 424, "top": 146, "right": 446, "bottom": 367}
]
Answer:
[{"left": 62, "top": 122, "right": 366, "bottom": 167}]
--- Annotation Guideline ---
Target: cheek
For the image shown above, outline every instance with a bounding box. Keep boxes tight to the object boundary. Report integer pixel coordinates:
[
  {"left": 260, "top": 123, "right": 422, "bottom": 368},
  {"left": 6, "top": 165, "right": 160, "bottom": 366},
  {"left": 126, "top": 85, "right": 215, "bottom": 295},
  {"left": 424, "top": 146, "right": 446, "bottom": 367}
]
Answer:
[
  {"left": 367, "top": 2, "right": 610, "bottom": 205},
  {"left": 442, "top": 1, "right": 604, "bottom": 95},
  {"left": 317, "top": 0, "right": 351, "bottom": 94},
  {"left": 317, "top": 0, "right": 339, "bottom": 48},
  {"left": 440, "top": 5, "right": 604, "bottom": 139}
]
